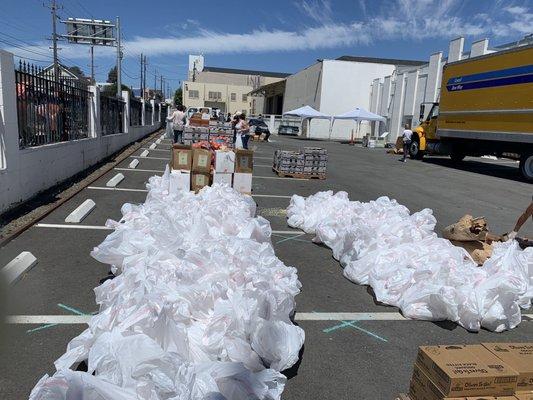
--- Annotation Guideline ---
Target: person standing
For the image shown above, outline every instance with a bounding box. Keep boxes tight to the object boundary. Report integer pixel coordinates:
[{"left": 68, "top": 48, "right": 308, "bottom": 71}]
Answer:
[
  {"left": 401, "top": 123, "right": 413, "bottom": 162},
  {"left": 236, "top": 114, "right": 250, "bottom": 149},
  {"left": 167, "top": 105, "right": 186, "bottom": 144}
]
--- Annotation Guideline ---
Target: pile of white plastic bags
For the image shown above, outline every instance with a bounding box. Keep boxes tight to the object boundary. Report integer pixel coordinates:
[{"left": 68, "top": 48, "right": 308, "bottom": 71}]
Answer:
[
  {"left": 287, "top": 190, "right": 532, "bottom": 332},
  {"left": 30, "top": 169, "right": 304, "bottom": 400}
]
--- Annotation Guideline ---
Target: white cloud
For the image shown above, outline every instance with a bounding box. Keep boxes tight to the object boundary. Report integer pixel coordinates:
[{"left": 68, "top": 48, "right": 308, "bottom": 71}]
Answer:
[
  {"left": 6, "top": 0, "right": 533, "bottom": 60},
  {"left": 297, "top": 0, "right": 333, "bottom": 24}
]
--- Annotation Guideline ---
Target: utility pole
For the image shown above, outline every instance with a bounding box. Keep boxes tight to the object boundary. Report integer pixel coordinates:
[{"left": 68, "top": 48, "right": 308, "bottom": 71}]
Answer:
[
  {"left": 50, "top": 0, "right": 59, "bottom": 82},
  {"left": 153, "top": 68, "right": 157, "bottom": 99},
  {"left": 143, "top": 55, "right": 147, "bottom": 100},
  {"left": 90, "top": 45, "right": 95, "bottom": 83},
  {"left": 140, "top": 53, "right": 143, "bottom": 99},
  {"left": 115, "top": 16, "right": 122, "bottom": 98},
  {"left": 160, "top": 75, "right": 163, "bottom": 97}
]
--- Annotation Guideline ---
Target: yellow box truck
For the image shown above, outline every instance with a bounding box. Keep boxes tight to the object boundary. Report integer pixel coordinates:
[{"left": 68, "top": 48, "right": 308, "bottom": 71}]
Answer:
[{"left": 410, "top": 44, "right": 533, "bottom": 180}]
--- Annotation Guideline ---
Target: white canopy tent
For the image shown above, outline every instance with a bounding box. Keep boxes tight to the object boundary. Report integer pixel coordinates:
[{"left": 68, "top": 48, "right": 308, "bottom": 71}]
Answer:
[
  {"left": 330, "top": 107, "right": 386, "bottom": 141},
  {"left": 283, "top": 106, "right": 331, "bottom": 139}
]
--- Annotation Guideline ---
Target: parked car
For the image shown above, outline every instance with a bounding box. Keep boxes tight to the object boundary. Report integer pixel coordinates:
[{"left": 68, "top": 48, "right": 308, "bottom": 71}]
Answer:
[
  {"left": 248, "top": 118, "right": 270, "bottom": 135},
  {"left": 278, "top": 121, "right": 299, "bottom": 136}
]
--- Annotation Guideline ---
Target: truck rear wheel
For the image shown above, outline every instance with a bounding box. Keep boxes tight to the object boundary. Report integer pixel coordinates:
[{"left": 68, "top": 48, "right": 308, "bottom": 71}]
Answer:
[
  {"left": 519, "top": 153, "right": 533, "bottom": 181},
  {"left": 409, "top": 140, "right": 424, "bottom": 160}
]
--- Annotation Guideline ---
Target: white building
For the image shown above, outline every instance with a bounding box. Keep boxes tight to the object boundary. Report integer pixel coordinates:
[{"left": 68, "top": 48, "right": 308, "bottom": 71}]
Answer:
[
  {"left": 182, "top": 55, "right": 289, "bottom": 115},
  {"left": 282, "top": 56, "right": 425, "bottom": 140},
  {"left": 368, "top": 35, "right": 533, "bottom": 142}
]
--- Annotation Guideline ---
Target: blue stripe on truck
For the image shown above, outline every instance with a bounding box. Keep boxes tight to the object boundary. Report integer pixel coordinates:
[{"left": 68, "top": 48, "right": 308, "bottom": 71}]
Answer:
[{"left": 446, "top": 64, "right": 533, "bottom": 91}]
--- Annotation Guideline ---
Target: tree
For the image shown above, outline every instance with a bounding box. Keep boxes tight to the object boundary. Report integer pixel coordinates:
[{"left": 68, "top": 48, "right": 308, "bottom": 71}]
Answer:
[
  {"left": 102, "top": 83, "right": 130, "bottom": 97},
  {"left": 107, "top": 66, "right": 117, "bottom": 84},
  {"left": 173, "top": 88, "right": 182, "bottom": 106},
  {"left": 66, "top": 66, "right": 84, "bottom": 78}
]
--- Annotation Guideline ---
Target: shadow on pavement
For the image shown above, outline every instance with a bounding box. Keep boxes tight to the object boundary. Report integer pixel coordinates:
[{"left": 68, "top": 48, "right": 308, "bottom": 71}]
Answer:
[{"left": 422, "top": 157, "right": 523, "bottom": 182}]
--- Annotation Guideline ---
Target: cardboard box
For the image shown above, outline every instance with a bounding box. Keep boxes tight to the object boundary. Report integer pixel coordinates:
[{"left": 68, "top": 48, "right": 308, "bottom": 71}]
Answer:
[
  {"left": 191, "top": 172, "right": 210, "bottom": 192},
  {"left": 171, "top": 144, "right": 192, "bottom": 171},
  {"left": 483, "top": 344, "right": 533, "bottom": 391},
  {"left": 235, "top": 149, "right": 253, "bottom": 173},
  {"left": 410, "top": 364, "right": 517, "bottom": 400},
  {"left": 233, "top": 173, "right": 252, "bottom": 194},
  {"left": 214, "top": 150, "right": 235, "bottom": 173},
  {"left": 169, "top": 170, "right": 191, "bottom": 193},
  {"left": 192, "top": 148, "right": 212, "bottom": 173},
  {"left": 213, "top": 172, "right": 232, "bottom": 186},
  {"left": 416, "top": 345, "right": 518, "bottom": 397}
]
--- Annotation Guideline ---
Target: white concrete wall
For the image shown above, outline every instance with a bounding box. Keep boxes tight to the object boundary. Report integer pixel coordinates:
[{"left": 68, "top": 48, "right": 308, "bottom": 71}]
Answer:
[
  {"left": 368, "top": 36, "right": 489, "bottom": 140},
  {"left": 448, "top": 37, "right": 465, "bottom": 62},
  {"left": 283, "top": 61, "right": 323, "bottom": 112},
  {"left": 0, "top": 50, "right": 160, "bottom": 213},
  {"left": 287, "top": 60, "right": 396, "bottom": 140},
  {"left": 470, "top": 38, "right": 489, "bottom": 58}
]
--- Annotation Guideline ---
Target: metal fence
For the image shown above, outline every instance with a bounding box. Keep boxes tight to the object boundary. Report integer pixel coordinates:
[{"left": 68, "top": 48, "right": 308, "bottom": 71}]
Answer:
[
  {"left": 145, "top": 102, "right": 153, "bottom": 125},
  {"left": 130, "top": 97, "right": 142, "bottom": 126},
  {"left": 154, "top": 103, "right": 160, "bottom": 123},
  {"left": 100, "top": 95, "right": 125, "bottom": 136},
  {"left": 15, "top": 61, "right": 91, "bottom": 148},
  {"left": 160, "top": 103, "right": 168, "bottom": 127}
]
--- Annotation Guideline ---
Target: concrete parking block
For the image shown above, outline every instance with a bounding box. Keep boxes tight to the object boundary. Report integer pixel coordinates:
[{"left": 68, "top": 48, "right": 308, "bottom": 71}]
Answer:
[{"left": 64, "top": 199, "right": 96, "bottom": 223}]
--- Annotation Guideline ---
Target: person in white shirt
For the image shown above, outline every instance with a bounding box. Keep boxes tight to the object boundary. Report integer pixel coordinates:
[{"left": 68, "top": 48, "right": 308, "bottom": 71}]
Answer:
[
  {"left": 401, "top": 123, "right": 413, "bottom": 162},
  {"left": 167, "top": 105, "right": 187, "bottom": 144}
]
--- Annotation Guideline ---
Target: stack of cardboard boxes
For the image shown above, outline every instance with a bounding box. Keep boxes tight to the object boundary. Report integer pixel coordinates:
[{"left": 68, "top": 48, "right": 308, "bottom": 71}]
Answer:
[
  {"left": 182, "top": 126, "right": 234, "bottom": 147},
  {"left": 273, "top": 147, "right": 327, "bottom": 178},
  {"left": 170, "top": 144, "right": 253, "bottom": 194},
  {"left": 398, "top": 343, "right": 533, "bottom": 400}
]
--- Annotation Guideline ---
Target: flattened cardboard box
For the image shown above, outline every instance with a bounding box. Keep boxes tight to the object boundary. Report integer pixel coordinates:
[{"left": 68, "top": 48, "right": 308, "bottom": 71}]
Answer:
[
  {"left": 191, "top": 173, "right": 210, "bottom": 192},
  {"left": 410, "top": 363, "right": 516, "bottom": 400},
  {"left": 235, "top": 149, "right": 253, "bottom": 173},
  {"left": 515, "top": 392, "right": 533, "bottom": 400},
  {"left": 171, "top": 144, "right": 192, "bottom": 171},
  {"left": 192, "top": 149, "right": 212, "bottom": 173},
  {"left": 416, "top": 345, "right": 518, "bottom": 397},
  {"left": 483, "top": 344, "right": 533, "bottom": 391}
]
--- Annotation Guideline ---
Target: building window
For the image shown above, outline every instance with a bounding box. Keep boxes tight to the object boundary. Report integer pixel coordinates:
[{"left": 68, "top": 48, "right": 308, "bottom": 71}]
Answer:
[
  {"left": 189, "top": 90, "right": 199, "bottom": 99},
  {"left": 208, "top": 91, "right": 222, "bottom": 100},
  {"left": 230, "top": 93, "right": 236, "bottom": 101},
  {"left": 242, "top": 94, "right": 247, "bottom": 102}
]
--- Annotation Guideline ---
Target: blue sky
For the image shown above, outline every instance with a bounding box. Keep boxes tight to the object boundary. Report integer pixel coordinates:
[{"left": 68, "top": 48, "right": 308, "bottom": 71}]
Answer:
[{"left": 1, "top": 0, "right": 532, "bottom": 93}]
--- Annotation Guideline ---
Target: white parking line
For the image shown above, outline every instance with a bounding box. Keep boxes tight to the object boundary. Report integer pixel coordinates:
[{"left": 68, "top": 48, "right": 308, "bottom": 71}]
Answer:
[
  {"left": 34, "top": 222, "right": 301, "bottom": 234},
  {"left": 141, "top": 147, "right": 168, "bottom": 152},
  {"left": 35, "top": 223, "right": 113, "bottom": 230},
  {"left": 7, "top": 315, "right": 91, "bottom": 324},
  {"left": 87, "top": 186, "right": 148, "bottom": 192},
  {"left": 254, "top": 176, "right": 308, "bottom": 181},
  {"left": 130, "top": 156, "right": 168, "bottom": 161},
  {"left": 115, "top": 168, "right": 164, "bottom": 173},
  {"left": 8, "top": 313, "right": 532, "bottom": 324},
  {"left": 252, "top": 194, "right": 292, "bottom": 199}
]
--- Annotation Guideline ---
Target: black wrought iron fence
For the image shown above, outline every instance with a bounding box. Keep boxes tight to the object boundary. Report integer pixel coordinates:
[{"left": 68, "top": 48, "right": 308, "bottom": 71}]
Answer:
[
  {"left": 130, "top": 97, "right": 142, "bottom": 126},
  {"left": 154, "top": 103, "right": 160, "bottom": 123},
  {"left": 100, "top": 95, "right": 124, "bottom": 135},
  {"left": 160, "top": 103, "right": 168, "bottom": 127},
  {"left": 145, "top": 102, "right": 153, "bottom": 125},
  {"left": 15, "top": 61, "right": 91, "bottom": 148}
]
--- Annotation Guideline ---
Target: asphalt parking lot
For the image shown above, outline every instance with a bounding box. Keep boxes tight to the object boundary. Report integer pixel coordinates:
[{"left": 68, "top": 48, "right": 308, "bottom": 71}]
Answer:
[{"left": 0, "top": 132, "right": 531, "bottom": 399}]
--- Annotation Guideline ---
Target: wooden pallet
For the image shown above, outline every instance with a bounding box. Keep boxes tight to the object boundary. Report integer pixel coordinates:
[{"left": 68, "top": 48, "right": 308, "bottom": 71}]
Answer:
[{"left": 272, "top": 167, "right": 326, "bottom": 180}]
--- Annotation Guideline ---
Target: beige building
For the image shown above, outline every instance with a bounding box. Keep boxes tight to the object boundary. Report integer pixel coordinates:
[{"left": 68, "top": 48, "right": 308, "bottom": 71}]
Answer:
[{"left": 182, "top": 55, "right": 289, "bottom": 115}]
